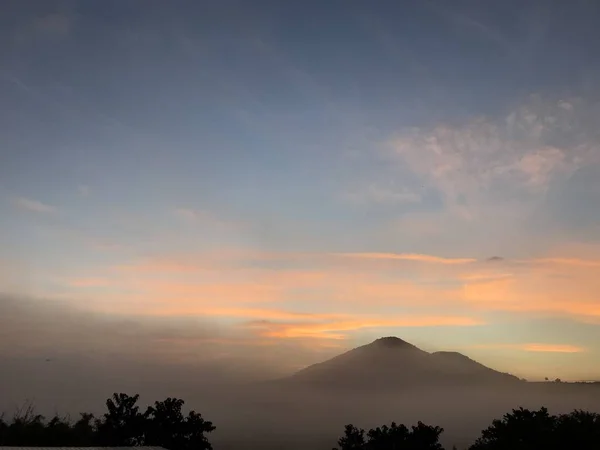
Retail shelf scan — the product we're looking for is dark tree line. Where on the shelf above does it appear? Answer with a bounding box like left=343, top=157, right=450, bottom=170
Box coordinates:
left=2, top=395, right=600, bottom=450
left=334, top=407, right=600, bottom=450
left=0, top=393, right=215, bottom=450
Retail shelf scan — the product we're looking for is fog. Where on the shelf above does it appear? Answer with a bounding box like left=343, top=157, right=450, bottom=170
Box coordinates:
left=2, top=293, right=600, bottom=450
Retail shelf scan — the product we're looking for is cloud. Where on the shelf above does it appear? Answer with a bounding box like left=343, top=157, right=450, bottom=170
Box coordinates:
left=461, top=260, right=600, bottom=320
left=529, top=257, right=600, bottom=268
left=486, top=256, right=504, bottom=262
left=12, top=196, right=56, bottom=213
left=384, top=96, right=598, bottom=215
left=68, top=278, right=110, bottom=288
left=428, top=3, right=513, bottom=55
left=174, top=208, right=242, bottom=230
left=175, top=208, right=205, bottom=220
left=344, top=183, right=421, bottom=205
left=250, top=315, right=483, bottom=340
left=334, top=252, right=476, bottom=265
left=37, top=245, right=600, bottom=343
left=522, top=343, right=585, bottom=353
left=472, top=343, right=585, bottom=353
left=558, top=100, right=573, bottom=111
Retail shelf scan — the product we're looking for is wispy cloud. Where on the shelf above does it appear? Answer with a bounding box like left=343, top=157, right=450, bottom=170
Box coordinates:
left=247, top=315, right=483, bottom=340
left=334, top=252, right=476, bottom=265
left=522, top=343, right=585, bottom=353
left=427, top=2, right=514, bottom=55
left=344, top=183, right=422, bottom=205
left=472, top=343, right=585, bottom=353
left=12, top=196, right=56, bottom=214
left=529, top=257, right=600, bottom=268
left=384, top=96, right=598, bottom=216
left=68, top=277, right=110, bottom=288
left=174, top=207, right=242, bottom=230
left=175, top=208, right=206, bottom=220
left=42, top=245, right=600, bottom=347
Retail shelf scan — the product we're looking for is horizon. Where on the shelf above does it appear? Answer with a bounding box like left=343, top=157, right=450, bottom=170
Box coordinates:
left=2, top=0, right=600, bottom=398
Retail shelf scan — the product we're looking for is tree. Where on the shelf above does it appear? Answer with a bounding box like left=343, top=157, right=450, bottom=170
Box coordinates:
left=71, top=412, right=97, bottom=445
left=334, top=421, right=444, bottom=450
left=553, top=409, right=600, bottom=448
left=144, top=397, right=215, bottom=450
left=334, top=424, right=366, bottom=450
left=4, top=402, right=46, bottom=445
left=0, top=393, right=215, bottom=449
left=44, top=415, right=74, bottom=446
left=409, top=421, right=445, bottom=450
left=469, top=407, right=600, bottom=450
left=367, top=422, right=410, bottom=449
left=96, top=393, right=145, bottom=445
left=469, top=407, right=555, bottom=450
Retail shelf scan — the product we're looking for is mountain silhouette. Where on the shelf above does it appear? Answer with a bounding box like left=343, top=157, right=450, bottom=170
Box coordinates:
left=284, top=336, right=520, bottom=390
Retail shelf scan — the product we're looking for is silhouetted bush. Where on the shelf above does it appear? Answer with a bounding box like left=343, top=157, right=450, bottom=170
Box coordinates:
left=0, top=393, right=215, bottom=450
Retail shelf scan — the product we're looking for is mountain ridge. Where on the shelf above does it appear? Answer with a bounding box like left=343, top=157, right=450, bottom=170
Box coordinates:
left=283, top=336, right=521, bottom=389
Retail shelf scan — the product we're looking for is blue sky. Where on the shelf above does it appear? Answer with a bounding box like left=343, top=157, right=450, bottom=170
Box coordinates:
left=2, top=0, right=600, bottom=380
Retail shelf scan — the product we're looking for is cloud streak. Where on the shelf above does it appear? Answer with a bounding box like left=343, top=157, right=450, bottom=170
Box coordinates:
left=252, top=316, right=484, bottom=340
left=473, top=343, right=585, bottom=353
left=12, top=196, right=56, bottom=213
left=335, top=252, right=476, bottom=265
left=55, top=247, right=600, bottom=328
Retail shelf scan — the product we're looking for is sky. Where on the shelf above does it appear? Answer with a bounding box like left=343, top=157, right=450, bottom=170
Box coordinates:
left=1, top=0, right=600, bottom=382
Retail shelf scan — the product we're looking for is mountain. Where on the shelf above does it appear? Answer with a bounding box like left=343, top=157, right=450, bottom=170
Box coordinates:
left=284, top=336, right=521, bottom=389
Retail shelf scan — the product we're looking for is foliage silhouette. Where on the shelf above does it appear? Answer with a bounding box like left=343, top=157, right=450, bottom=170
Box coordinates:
left=96, top=393, right=145, bottom=445
left=0, top=393, right=215, bottom=449
left=334, top=420, right=444, bottom=450
left=144, top=397, right=215, bottom=450
left=3, top=396, right=600, bottom=449
left=469, top=407, right=600, bottom=450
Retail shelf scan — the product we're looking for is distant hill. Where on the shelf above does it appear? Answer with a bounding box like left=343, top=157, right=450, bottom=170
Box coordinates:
left=282, top=336, right=521, bottom=390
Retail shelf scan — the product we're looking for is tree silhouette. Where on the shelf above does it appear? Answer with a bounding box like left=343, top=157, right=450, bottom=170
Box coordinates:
left=71, top=412, right=97, bottom=445
left=3, top=395, right=600, bottom=450
left=409, top=421, right=445, bottom=449
left=96, top=393, right=145, bottom=445
left=553, top=409, right=600, bottom=449
left=44, top=415, right=74, bottom=446
left=469, top=407, right=600, bottom=450
left=334, top=424, right=366, bottom=450
left=0, top=393, right=215, bottom=448
left=2, top=402, right=46, bottom=445
left=144, top=397, right=215, bottom=450
left=334, top=421, right=444, bottom=450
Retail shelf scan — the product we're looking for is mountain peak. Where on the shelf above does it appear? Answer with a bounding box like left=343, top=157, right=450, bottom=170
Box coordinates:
left=369, top=336, right=417, bottom=349
left=285, top=336, right=521, bottom=389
